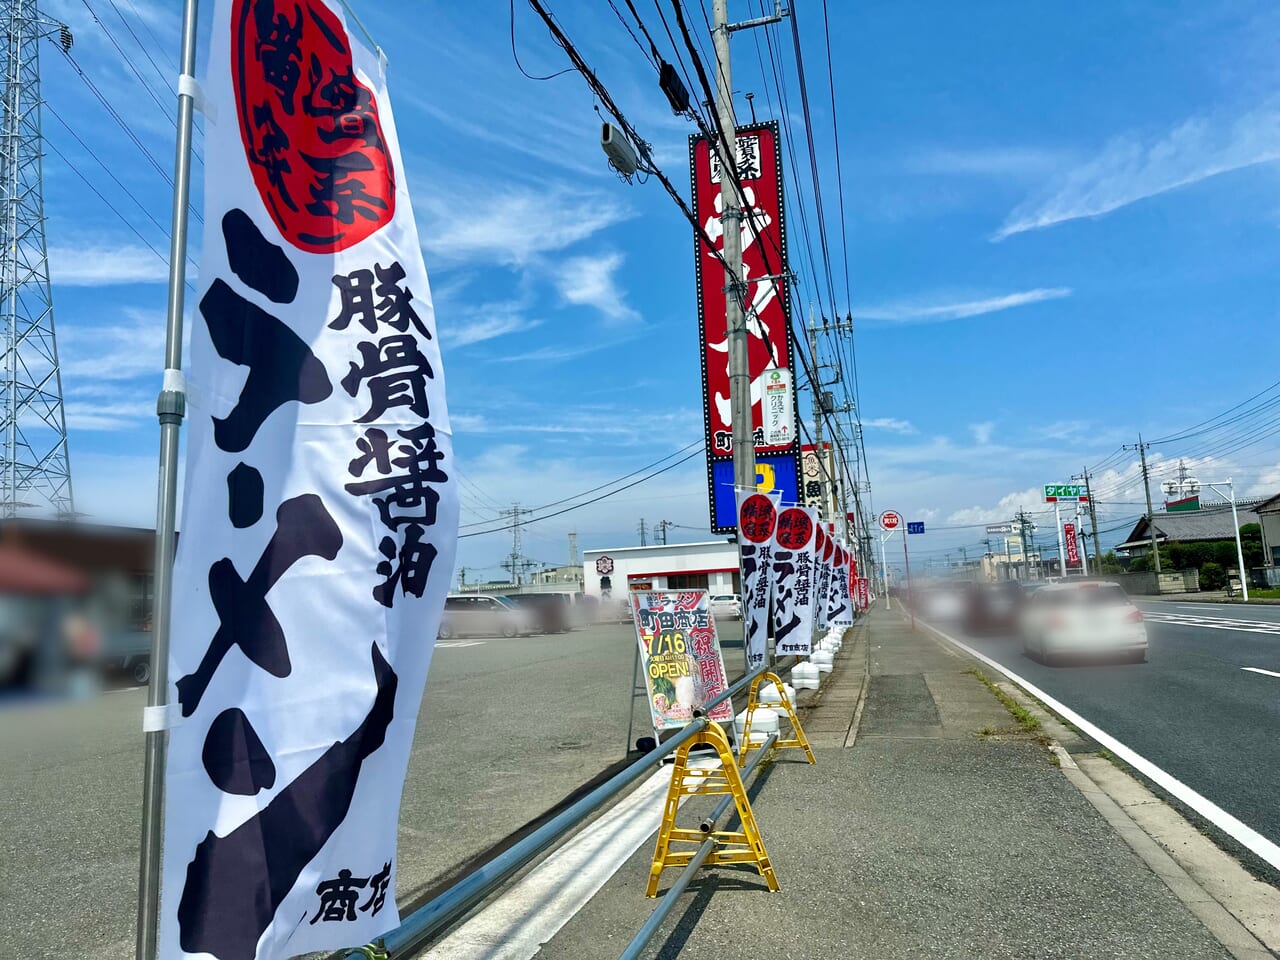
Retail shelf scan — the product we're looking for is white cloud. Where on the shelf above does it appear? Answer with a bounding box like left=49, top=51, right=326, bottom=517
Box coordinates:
left=857, top=287, right=1071, bottom=325
left=969, top=422, right=995, bottom=444
left=59, top=310, right=166, bottom=382
left=65, top=399, right=154, bottom=431
left=553, top=252, right=638, bottom=323
left=863, top=417, right=916, bottom=434
left=995, top=103, right=1280, bottom=240
left=445, top=304, right=542, bottom=347
left=417, top=183, right=632, bottom=267
left=49, top=244, right=169, bottom=286
left=495, top=338, right=636, bottom=363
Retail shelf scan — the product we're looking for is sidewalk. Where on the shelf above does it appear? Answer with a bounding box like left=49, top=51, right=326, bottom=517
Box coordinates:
left=532, top=607, right=1259, bottom=959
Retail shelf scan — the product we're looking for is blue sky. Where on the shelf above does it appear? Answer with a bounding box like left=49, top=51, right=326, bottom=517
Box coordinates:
left=39, top=0, right=1280, bottom=579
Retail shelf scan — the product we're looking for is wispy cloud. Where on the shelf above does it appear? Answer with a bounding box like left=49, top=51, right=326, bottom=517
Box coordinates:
left=995, top=103, right=1280, bottom=240
left=494, top=339, right=633, bottom=363
left=857, top=287, right=1071, bottom=325
left=59, top=310, right=165, bottom=381
left=444, top=302, right=542, bottom=347
left=49, top=244, right=168, bottom=286
left=553, top=252, right=638, bottom=323
left=863, top=417, right=916, bottom=434
left=969, top=422, right=995, bottom=444
left=417, top=183, right=632, bottom=267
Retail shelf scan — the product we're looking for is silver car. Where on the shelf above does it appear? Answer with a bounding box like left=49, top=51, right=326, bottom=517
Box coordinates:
left=438, top=595, right=535, bottom=639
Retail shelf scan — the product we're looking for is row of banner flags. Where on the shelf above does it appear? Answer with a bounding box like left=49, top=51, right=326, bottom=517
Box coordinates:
left=736, top=491, right=871, bottom=667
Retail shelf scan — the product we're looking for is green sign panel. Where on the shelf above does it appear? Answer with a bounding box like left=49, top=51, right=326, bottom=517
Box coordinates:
left=1043, top=483, right=1087, bottom=502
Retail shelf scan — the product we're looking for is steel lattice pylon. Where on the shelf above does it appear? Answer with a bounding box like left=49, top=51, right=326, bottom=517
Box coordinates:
left=0, top=0, right=72, bottom=517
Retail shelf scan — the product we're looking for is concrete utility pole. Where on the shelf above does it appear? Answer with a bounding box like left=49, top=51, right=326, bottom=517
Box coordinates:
left=1128, top=435, right=1162, bottom=572
left=655, top=519, right=673, bottom=545
left=807, top=307, right=824, bottom=516
left=712, top=0, right=754, bottom=501
left=1075, top=467, right=1101, bottom=566
left=1016, top=507, right=1032, bottom=581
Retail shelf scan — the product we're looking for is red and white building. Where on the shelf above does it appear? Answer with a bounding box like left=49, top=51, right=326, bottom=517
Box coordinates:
left=583, top=541, right=741, bottom=599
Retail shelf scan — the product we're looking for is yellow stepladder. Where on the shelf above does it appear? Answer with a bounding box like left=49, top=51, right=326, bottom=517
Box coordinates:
left=645, top=720, right=779, bottom=898
left=736, top=670, right=816, bottom=768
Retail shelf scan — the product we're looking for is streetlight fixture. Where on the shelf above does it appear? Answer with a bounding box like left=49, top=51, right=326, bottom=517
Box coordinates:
left=1197, top=478, right=1249, bottom=602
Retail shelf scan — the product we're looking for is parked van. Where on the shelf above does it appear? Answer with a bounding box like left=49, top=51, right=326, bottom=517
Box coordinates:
left=439, top=594, right=536, bottom=639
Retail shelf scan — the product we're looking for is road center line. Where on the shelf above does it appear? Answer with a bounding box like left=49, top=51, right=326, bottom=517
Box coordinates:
left=1242, top=667, right=1280, bottom=679
left=918, top=620, right=1280, bottom=873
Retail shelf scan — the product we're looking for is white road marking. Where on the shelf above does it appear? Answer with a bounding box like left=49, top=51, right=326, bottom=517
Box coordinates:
left=1242, top=667, right=1280, bottom=679
left=919, top=620, right=1280, bottom=873
left=421, top=757, right=720, bottom=960
left=436, top=640, right=486, bottom=649
left=1141, top=611, right=1280, bottom=636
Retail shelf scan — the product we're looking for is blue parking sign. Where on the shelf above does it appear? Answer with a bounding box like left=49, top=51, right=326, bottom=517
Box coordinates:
left=907, top=521, right=925, bottom=535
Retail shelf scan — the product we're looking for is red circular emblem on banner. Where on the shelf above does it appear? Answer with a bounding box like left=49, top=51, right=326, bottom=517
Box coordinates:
left=232, top=0, right=396, bottom=252
left=738, top=493, right=777, bottom=544
left=775, top=507, right=813, bottom=550
left=823, top=535, right=835, bottom=562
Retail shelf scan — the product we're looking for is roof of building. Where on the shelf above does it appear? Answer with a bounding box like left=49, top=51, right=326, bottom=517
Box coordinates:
left=1254, top=491, right=1280, bottom=515
left=582, top=540, right=732, bottom=556
left=1115, top=501, right=1263, bottom=550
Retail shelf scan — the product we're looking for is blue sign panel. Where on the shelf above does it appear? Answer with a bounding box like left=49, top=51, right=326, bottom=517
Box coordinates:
left=907, top=521, right=926, bottom=535
left=709, top=453, right=801, bottom=533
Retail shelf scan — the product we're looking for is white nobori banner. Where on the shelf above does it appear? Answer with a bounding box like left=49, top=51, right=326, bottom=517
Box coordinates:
left=737, top=489, right=780, bottom=669
left=771, top=505, right=818, bottom=656
left=159, top=3, right=457, bottom=958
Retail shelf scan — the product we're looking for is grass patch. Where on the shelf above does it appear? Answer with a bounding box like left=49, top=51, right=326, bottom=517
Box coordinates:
left=1249, top=588, right=1280, bottom=600
left=965, top=667, right=1043, bottom=735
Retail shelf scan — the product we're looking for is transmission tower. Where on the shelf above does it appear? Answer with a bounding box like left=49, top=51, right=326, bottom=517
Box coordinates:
left=499, top=503, right=532, bottom=585
left=0, top=5, right=73, bottom=517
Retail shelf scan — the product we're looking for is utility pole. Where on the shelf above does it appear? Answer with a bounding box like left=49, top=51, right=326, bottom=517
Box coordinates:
left=655, top=519, right=673, bottom=545
left=807, top=306, right=824, bottom=517
left=1074, top=466, right=1101, bottom=566
left=1016, top=507, right=1032, bottom=581
left=1126, top=435, right=1161, bottom=573
left=638, top=518, right=648, bottom=546
left=711, top=0, right=754, bottom=502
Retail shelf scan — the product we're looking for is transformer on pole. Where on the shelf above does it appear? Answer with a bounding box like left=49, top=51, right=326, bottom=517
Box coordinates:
left=0, top=1, right=73, bottom=517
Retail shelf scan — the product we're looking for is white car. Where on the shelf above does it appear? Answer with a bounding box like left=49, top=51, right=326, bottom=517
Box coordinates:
left=1020, top=581, right=1147, bottom=664
left=710, top=594, right=743, bottom=620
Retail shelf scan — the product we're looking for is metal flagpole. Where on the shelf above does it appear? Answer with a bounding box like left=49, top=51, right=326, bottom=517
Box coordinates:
left=136, top=2, right=200, bottom=957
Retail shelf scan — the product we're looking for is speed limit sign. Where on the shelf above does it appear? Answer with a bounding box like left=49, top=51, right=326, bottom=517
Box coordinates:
left=878, top=510, right=902, bottom=532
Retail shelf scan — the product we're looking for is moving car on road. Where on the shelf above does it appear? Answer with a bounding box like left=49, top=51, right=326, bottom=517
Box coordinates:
left=710, top=594, right=743, bottom=620
left=1020, top=581, right=1147, bottom=665
left=439, top=594, right=537, bottom=639
left=963, top=581, right=1025, bottom=636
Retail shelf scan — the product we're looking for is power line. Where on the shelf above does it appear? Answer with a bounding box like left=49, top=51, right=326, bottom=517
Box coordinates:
left=460, top=445, right=705, bottom=539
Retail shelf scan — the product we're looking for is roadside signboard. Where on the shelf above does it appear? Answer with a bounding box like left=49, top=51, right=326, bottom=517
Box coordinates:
left=691, top=120, right=802, bottom=531
left=907, top=521, right=925, bottom=535
left=855, top=577, right=871, bottom=610
left=1064, top=521, right=1081, bottom=567
left=630, top=590, right=733, bottom=731
left=878, top=510, right=902, bottom=531
left=1043, top=483, right=1089, bottom=503
left=985, top=522, right=1018, bottom=535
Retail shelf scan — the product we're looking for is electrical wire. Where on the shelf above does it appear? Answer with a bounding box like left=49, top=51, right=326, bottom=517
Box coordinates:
left=459, top=445, right=705, bottom=539
left=510, top=0, right=576, bottom=80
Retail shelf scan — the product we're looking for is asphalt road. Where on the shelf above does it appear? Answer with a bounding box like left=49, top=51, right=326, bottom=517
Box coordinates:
left=943, top=598, right=1280, bottom=867
left=0, top=617, right=750, bottom=960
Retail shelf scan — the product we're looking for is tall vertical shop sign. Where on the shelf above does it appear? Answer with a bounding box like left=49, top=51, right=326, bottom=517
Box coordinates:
left=160, top=3, right=458, bottom=959
left=691, top=121, right=802, bottom=534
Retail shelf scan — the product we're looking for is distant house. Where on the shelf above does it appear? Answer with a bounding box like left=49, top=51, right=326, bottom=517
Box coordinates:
left=1255, top=492, right=1280, bottom=567
left=1115, top=499, right=1264, bottom=559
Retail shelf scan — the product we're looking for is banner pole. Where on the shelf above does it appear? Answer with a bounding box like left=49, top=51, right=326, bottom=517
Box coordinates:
left=136, top=2, right=200, bottom=957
